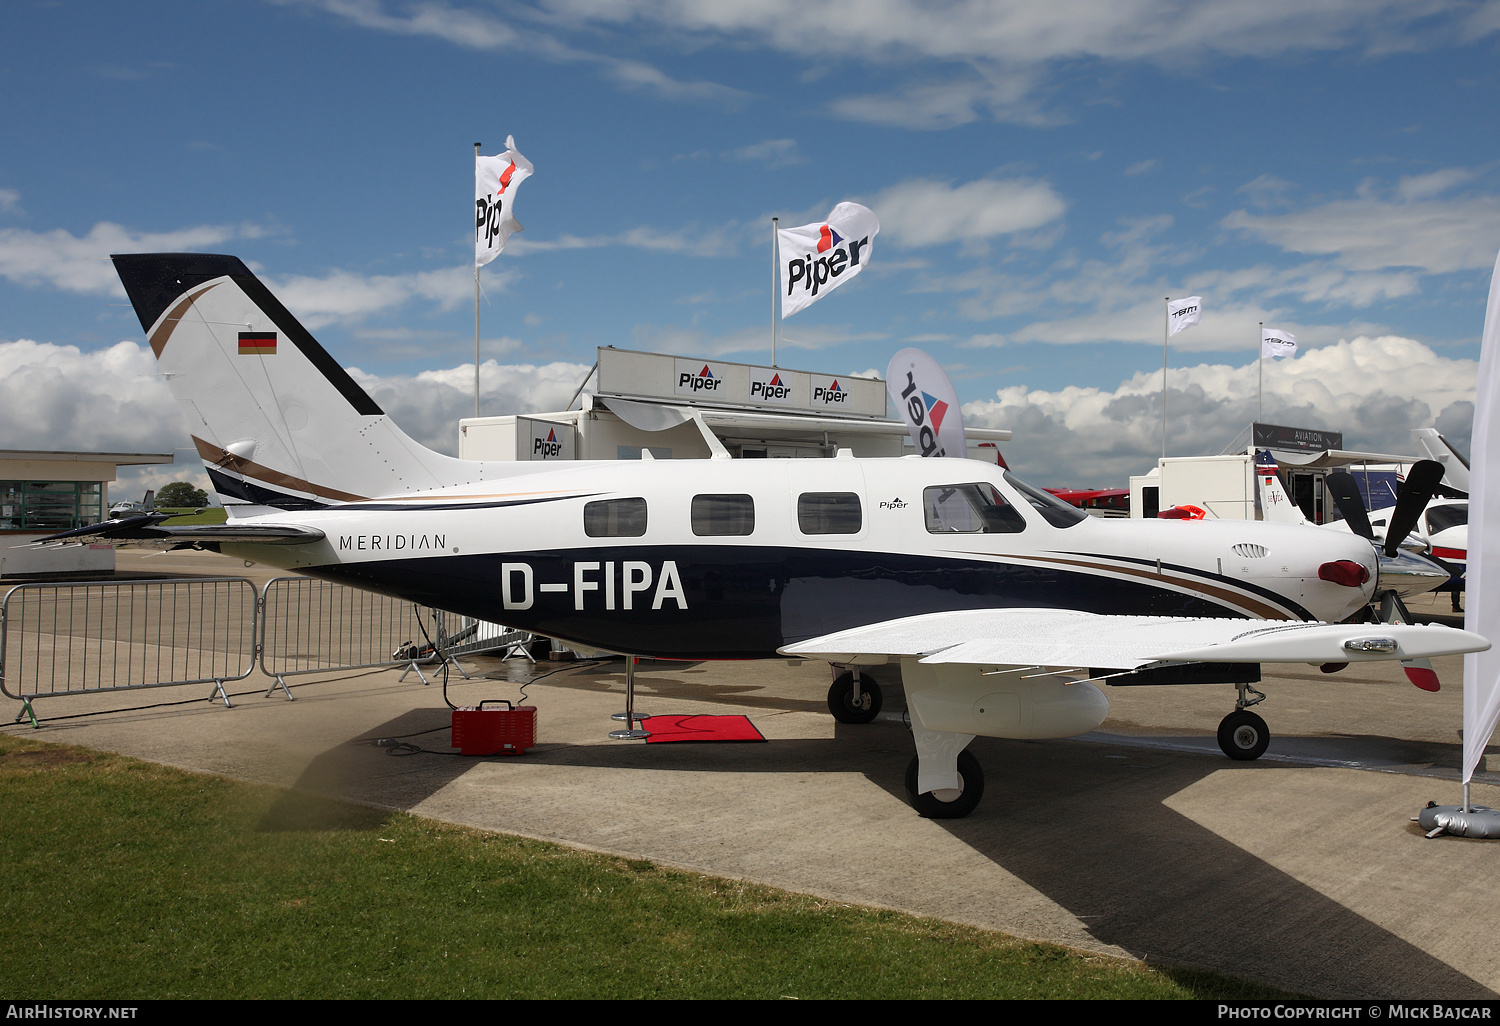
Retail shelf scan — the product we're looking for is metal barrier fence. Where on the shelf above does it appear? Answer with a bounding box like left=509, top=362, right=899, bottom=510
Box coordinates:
left=0, top=578, right=259, bottom=724
left=437, top=613, right=535, bottom=664
left=258, top=576, right=449, bottom=693
left=0, top=574, right=536, bottom=724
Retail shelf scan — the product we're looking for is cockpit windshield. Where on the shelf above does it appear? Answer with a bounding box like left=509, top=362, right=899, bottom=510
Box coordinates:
left=1003, top=472, right=1088, bottom=528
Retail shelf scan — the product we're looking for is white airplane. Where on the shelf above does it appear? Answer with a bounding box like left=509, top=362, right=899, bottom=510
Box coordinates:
left=1253, top=450, right=1454, bottom=608
left=44, top=254, right=1491, bottom=819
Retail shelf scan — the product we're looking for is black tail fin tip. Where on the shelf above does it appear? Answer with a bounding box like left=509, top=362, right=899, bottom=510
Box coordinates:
left=111, top=253, right=383, bottom=418
left=111, top=253, right=255, bottom=335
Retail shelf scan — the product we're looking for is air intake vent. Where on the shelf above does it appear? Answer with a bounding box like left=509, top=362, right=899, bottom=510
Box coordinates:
left=1232, top=543, right=1269, bottom=558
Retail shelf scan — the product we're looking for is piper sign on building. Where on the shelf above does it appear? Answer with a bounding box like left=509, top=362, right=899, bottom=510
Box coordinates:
left=778, top=203, right=880, bottom=318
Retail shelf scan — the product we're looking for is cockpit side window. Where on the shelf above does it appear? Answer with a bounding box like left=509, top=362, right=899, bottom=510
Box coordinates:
left=1004, top=473, right=1087, bottom=528
left=923, top=484, right=1028, bottom=534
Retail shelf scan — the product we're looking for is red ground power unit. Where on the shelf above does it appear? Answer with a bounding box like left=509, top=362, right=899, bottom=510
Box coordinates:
left=452, top=701, right=536, bottom=755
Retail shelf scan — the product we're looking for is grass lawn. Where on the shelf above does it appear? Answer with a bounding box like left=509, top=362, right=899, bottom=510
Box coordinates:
left=0, top=736, right=1286, bottom=1000
left=156, top=507, right=228, bottom=526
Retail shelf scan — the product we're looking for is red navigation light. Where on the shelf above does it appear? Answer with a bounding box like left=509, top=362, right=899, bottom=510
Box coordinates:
left=1318, top=560, right=1370, bottom=588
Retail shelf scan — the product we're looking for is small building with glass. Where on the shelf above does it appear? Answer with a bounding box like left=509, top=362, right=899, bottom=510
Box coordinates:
left=0, top=449, right=174, bottom=577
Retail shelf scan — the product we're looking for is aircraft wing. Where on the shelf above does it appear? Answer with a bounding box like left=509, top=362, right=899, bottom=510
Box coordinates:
left=25, top=515, right=324, bottom=547
left=778, top=608, right=1489, bottom=669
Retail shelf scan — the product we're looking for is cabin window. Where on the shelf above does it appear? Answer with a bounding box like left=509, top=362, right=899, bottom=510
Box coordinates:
left=583, top=497, right=647, bottom=538
left=798, top=492, right=862, bottom=535
left=923, top=484, right=1027, bottom=534
left=1426, top=505, right=1468, bottom=534
left=1004, top=473, right=1087, bottom=528
left=691, top=494, right=755, bottom=536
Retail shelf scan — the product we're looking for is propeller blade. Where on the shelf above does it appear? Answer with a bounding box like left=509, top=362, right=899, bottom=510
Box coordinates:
left=1324, top=471, right=1374, bottom=540
left=1384, top=459, right=1445, bottom=558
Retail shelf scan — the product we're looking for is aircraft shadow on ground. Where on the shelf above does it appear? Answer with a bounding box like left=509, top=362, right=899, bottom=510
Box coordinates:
left=280, top=701, right=1490, bottom=1000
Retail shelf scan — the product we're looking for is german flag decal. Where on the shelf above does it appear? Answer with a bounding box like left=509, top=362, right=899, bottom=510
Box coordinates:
left=238, top=331, right=276, bottom=355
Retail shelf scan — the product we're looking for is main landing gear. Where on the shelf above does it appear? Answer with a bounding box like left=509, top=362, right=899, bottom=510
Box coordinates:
left=903, top=750, right=984, bottom=819
left=1216, top=682, right=1270, bottom=761
left=827, top=669, right=882, bottom=724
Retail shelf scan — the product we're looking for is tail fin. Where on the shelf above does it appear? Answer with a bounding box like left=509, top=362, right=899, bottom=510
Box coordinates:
left=1412, top=427, right=1470, bottom=497
left=1253, top=450, right=1307, bottom=525
left=113, top=254, right=513, bottom=508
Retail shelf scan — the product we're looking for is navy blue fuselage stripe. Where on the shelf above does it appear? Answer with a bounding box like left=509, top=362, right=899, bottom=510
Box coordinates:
left=206, top=466, right=330, bottom=510
left=300, top=545, right=1252, bottom=660
left=1062, top=550, right=1317, bottom=622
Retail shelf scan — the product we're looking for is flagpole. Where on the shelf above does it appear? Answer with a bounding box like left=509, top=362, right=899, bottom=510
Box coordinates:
left=1162, top=297, right=1169, bottom=459
left=474, top=141, right=482, bottom=421
left=1257, top=321, right=1263, bottom=424
left=771, top=217, right=779, bottom=367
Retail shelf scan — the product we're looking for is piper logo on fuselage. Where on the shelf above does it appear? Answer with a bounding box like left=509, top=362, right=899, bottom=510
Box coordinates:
left=501, top=560, right=688, bottom=612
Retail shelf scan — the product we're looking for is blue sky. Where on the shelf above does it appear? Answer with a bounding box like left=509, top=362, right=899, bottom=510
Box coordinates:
left=3, top=0, right=1499, bottom=492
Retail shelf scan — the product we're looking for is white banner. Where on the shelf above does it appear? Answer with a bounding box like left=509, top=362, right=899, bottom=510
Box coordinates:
left=886, top=348, right=965, bottom=458
left=1167, top=296, right=1201, bottom=336
left=475, top=136, right=533, bottom=268
left=1262, top=328, right=1298, bottom=359
left=778, top=202, right=880, bottom=318
left=1464, top=246, right=1500, bottom=786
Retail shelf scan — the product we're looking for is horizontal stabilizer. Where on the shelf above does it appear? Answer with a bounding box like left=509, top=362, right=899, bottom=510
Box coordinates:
left=30, top=514, right=324, bottom=546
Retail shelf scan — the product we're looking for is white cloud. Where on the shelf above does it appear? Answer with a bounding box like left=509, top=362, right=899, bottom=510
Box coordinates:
left=871, top=177, right=1067, bottom=248
left=303, top=0, right=749, bottom=105
left=0, top=189, right=20, bottom=215
left=0, top=336, right=595, bottom=497
left=269, top=264, right=487, bottom=328
left=0, top=222, right=248, bottom=294
left=506, top=222, right=743, bottom=257
left=1223, top=170, right=1500, bottom=273
left=963, top=335, right=1475, bottom=485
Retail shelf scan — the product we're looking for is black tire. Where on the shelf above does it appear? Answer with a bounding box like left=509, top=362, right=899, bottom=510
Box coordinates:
left=904, top=751, right=984, bottom=819
left=1217, top=710, right=1270, bottom=761
left=827, top=671, right=882, bottom=724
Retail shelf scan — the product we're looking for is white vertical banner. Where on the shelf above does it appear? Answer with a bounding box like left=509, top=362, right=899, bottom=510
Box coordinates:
left=887, top=348, right=966, bottom=458
left=1261, top=328, right=1297, bottom=358
left=475, top=135, right=534, bottom=268
left=778, top=202, right=880, bottom=318
left=1167, top=296, right=1202, bottom=336
left=1464, top=247, right=1500, bottom=787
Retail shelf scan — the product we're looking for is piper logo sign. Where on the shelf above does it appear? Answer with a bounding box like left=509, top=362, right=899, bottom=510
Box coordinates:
left=674, top=359, right=729, bottom=397
left=749, top=367, right=795, bottom=405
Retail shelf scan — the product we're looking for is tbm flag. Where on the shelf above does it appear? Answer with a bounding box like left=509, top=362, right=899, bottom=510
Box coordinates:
left=475, top=135, right=534, bottom=268
left=1168, top=296, right=1202, bottom=336
left=778, top=202, right=880, bottom=318
left=886, top=348, right=966, bottom=459
left=1261, top=328, right=1297, bottom=358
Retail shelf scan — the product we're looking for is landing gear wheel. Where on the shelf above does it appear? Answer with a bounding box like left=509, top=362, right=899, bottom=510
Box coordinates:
left=904, top=751, right=984, bottom=819
left=1217, top=710, right=1270, bottom=761
left=827, top=671, right=882, bottom=724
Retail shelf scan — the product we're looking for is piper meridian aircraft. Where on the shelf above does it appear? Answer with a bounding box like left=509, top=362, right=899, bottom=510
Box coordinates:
left=44, top=253, right=1490, bottom=819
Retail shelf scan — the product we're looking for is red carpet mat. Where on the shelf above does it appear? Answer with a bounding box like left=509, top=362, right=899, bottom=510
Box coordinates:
left=643, top=714, right=766, bottom=743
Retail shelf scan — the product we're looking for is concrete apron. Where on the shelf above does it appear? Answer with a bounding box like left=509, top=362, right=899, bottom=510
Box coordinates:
left=3, top=553, right=1496, bottom=999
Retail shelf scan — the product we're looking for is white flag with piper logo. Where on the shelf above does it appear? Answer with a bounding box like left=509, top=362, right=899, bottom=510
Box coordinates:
left=1167, top=296, right=1202, bottom=336
left=886, top=348, right=966, bottom=459
left=778, top=202, right=880, bottom=318
left=475, top=136, right=533, bottom=268
left=1262, top=328, right=1297, bottom=359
